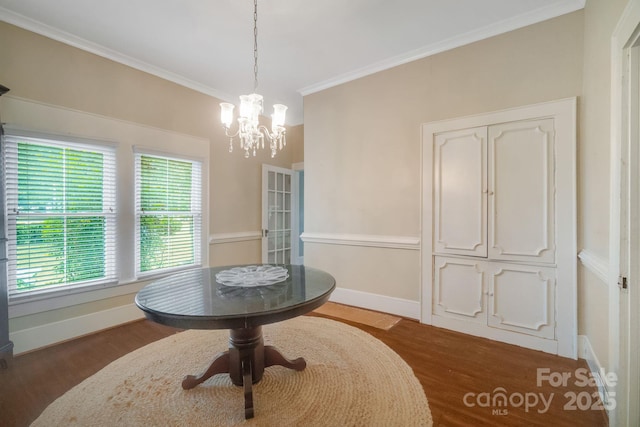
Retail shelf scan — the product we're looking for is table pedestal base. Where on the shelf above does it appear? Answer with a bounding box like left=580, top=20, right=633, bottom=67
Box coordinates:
left=181, top=326, right=306, bottom=419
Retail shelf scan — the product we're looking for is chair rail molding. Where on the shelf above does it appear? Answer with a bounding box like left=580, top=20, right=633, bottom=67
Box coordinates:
left=209, top=231, right=262, bottom=245
left=577, top=249, right=609, bottom=284
left=301, top=232, right=420, bottom=251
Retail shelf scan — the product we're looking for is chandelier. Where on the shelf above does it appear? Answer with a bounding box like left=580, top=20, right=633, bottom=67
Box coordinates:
left=220, top=0, right=287, bottom=158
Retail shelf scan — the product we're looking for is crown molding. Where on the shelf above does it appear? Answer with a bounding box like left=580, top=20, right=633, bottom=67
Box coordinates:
left=0, top=7, right=235, bottom=104
left=298, top=0, right=585, bottom=96
left=1, top=1, right=584, bottom=125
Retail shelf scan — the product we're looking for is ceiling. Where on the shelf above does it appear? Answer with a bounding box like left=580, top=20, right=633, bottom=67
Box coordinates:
left=0, top=0, right=585, bottom=125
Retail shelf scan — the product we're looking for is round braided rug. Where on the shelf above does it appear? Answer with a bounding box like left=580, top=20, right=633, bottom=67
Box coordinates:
left=32, top=316, right=432, bottom=426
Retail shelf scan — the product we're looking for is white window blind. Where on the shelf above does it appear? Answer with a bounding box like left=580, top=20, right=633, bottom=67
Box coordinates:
left=135, top=153, right=202, bottom=276
left=4, top=134, right=117, bottom=297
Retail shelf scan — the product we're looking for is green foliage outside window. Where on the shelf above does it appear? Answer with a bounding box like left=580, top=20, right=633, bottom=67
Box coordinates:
left=138, top=155, right=196, bottom=273
left=10, top=141, right=199, bottom=291
left=14, top=142, right=107, bottom=290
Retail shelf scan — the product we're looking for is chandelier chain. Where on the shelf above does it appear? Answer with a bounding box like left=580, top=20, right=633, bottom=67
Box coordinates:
left=253, top=0, right=258, bottom=92
left=219, top=0, right=287, bottom=158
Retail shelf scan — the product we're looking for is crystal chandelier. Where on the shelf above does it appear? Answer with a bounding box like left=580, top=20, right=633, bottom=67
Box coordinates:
left=220, top=0, right=287, bottom=158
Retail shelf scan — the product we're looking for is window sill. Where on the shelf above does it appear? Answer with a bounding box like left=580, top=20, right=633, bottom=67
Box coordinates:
left=8, top=265, right=204, bottom=319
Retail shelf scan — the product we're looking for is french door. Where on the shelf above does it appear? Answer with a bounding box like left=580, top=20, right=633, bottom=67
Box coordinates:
left=262, top=165, right=293, bottom=265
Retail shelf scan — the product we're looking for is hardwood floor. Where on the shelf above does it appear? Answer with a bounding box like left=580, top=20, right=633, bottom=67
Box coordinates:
left=0, top=315, right=608, bottom=426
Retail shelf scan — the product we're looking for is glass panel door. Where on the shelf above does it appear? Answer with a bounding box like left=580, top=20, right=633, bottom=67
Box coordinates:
left=262, top=165, right=293, bottom=264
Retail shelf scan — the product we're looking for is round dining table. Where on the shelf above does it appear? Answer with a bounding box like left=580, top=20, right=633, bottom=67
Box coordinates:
left=135, top=264, right=336, bottom=419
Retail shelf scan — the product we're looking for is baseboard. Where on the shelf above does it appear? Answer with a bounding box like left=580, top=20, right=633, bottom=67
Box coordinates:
left=9, top=289, right=419, bottom=354
left=578, top=335, right=613, bottom=414
left=10, top=303, right=144, bottom=355
left=329, top=287, right=420, bottom=320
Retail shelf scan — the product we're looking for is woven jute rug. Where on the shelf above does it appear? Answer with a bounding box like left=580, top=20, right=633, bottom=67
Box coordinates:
left=32, top=316, right=432, bottom=426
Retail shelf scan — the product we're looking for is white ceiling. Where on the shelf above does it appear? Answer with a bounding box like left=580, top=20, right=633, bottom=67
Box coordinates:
left=0, top=0, right=585, bottom=125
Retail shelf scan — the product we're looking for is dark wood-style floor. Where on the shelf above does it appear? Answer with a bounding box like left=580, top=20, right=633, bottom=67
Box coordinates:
left=0, top=314, right=608, bottom=427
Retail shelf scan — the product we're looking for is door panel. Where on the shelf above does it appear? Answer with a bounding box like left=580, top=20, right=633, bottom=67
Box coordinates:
left=488, top=119, right=555, bottom=263
left=433, top=256, right=485, bottom=323
left=487, top=262, right=555, bottom=339
left=434, top=127, right=487, bottom=257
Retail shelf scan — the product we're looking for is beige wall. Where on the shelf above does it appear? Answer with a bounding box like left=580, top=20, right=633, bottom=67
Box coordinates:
left=578, top=0, right=630, bottom=370
left=0, top=21, right=301, bottom=346
left=0, top=1, right=629, bottom=364
left=304, top=12, right=584, bottom=302
left=580, top=0, right=627, bottom=255
left=287, top=124, right=304, bottom=164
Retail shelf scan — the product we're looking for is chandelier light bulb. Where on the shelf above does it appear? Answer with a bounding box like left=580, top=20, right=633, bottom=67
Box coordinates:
left=220, top=103, right=234, bottom=128
left=272, top=104, right=287, bottom=129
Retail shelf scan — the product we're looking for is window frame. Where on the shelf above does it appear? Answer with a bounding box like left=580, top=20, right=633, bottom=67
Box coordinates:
left=134, top=149, right=203, bottom=279
left=3, top=130, right=118, bottom=301
left=1, top=98, right=210, bottom=322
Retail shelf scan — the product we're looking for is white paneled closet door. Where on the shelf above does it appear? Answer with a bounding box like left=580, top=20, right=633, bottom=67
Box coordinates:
left=433, top=256, right=556, bottom=340
left=433, top=256, right=485, bottom=324
left=486, top=261, right=556, bottom=340
left=488, top=119, right=555, bottom=264
left=433, top=127, right=487, bottom=257
left=422, top=98, right=577, bottom=358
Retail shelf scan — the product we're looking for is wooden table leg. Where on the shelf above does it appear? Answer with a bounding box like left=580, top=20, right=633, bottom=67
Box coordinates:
left=264, top=345, right=306, bottom=371
left=242, top=358, right=254, bottom=419
left=182, top=326, right=307, bottom=419
left=182, top=350, right=230, bottom=389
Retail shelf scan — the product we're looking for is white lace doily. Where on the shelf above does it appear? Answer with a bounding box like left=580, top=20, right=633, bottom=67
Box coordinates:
left=215, top=265, right=289, bottom=287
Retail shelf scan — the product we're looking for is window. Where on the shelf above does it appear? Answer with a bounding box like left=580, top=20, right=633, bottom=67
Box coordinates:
left=135, top=153, right=202, bottom=276
left=4, top=134, right=116, bottom=297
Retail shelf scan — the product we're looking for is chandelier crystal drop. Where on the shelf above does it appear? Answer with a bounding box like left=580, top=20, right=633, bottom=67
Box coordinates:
left=220, top=0, right=287, bottom=158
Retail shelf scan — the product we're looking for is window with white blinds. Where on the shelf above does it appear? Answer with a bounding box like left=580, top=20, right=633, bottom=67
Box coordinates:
left=4, top=134, right=117, bottom=296
left=135, top=153, right=202, bottom=276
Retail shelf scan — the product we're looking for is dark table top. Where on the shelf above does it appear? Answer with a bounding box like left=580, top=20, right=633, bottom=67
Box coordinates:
left=135, top=264, right=336, bottom=330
